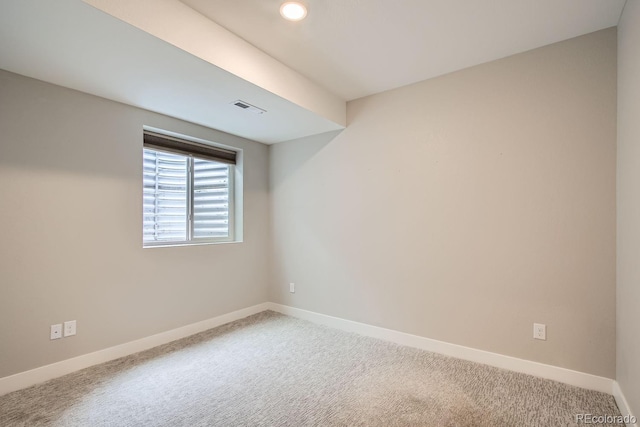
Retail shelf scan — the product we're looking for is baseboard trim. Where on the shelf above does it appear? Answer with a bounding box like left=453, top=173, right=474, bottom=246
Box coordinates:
left=0, top=302, right=618, bottom=399
left=267, top=303, right=614, bottom=394
left=613, top=381, right=638, bottom=426
left=0, top=302, right=270, bottom=397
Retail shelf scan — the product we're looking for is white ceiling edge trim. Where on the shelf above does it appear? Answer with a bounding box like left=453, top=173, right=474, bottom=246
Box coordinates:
left=82, top=0, right=346, bottom=127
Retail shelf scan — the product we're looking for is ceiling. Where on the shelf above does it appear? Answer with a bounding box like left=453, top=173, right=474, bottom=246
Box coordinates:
left=0, top=0, right=627, bottom=144
left=183, top=0, right=626, bottom=100
left=0, top=0, right=344, bottom=144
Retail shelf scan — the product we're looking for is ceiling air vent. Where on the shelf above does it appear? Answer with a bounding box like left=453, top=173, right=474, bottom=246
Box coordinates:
left=232, top=100, right=267, bottom=115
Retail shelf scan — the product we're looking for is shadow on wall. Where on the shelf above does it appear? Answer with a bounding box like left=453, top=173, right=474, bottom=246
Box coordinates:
left=0, top=70, right=263, bottom=185
left=269, top=129, right=343, bottom=189
left=0, top=71, right=145, bottom=179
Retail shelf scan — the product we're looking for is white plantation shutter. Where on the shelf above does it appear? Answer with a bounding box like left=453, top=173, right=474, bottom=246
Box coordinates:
left=143, top=149, right=188, bottom=243
left=143, top=131, right=236, bottom=246
left=193, top=158, right=231, bottom=239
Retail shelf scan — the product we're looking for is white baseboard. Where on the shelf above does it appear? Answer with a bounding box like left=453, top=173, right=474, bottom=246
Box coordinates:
left=267, top=303, right=614, bottom=395
left=613, top=381, right=638, bottom=426
left=0, top=301, right=619, bottom=401
left=0, top=302, right=270, bottom=397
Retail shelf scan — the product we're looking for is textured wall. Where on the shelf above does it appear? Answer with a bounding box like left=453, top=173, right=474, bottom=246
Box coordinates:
left=617, top=0, right=640, bottom=416
left=0, top=70, right=269, bottom=378
left=270, top=29, right=617, bottom=378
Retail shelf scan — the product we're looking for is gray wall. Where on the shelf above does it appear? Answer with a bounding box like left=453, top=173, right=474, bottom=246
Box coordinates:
left=0, top=27, right=621, bottom=384
left=617, top=1, right=640, bottom=416
left=270, top=29, right=617, bottom=378
left=0, top=70, right=269, bottom=378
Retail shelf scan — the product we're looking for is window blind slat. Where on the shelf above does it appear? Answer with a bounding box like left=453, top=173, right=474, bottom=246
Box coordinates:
left=192, top=158, right=229, bottom=239
left=142, top=148, right=188, bottom=243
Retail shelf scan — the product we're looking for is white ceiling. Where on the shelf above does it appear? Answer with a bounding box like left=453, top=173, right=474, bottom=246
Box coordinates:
left=182, top=0, right=626, bottom=101
left=0, top=0, right=344, bottom=144
left=0, top=0, right=627, bottom=145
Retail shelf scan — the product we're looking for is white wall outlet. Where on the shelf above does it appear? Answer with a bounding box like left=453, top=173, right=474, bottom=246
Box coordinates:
left=50, top=324, right=62, bottom=340
left=64, top=320, right=77, bottom=337
left=533, top=323, right=546, bottom=340
left=289, top=282, right=295, bottom=293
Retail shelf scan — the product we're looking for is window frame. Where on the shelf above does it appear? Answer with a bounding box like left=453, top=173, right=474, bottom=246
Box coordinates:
left=142, top=132, right=238, bottom=248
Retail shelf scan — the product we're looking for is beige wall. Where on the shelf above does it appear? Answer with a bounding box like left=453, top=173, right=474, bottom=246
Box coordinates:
left=0, top=70, right=269, bottom=378
left=270, top=29, right=617, bottom=378
left=0, top=26, right=620, bottom=384
left=617, top=1, right=640, bottom=416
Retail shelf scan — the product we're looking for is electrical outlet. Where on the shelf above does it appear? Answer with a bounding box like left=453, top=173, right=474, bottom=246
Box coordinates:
left=289, top=282, right=295, bottom=293
left=533, top=323, right=546, bottom=340
left=64, top=320, right=77, bottom=337
left=50, top=324, right=62, bottom=340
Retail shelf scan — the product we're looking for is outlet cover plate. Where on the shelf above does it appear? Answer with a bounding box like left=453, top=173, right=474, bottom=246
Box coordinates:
left=533, top=323, right=546, bottom=340
left=64, top=320, right=77, bottom=337
left=50, top=324, right=62, bottom=340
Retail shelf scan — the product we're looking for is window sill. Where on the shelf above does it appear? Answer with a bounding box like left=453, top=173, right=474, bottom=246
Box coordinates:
left=143, top=240, right=242, bottom=249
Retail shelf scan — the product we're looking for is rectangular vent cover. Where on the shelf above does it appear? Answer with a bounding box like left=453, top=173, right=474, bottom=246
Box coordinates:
left=232, top=100, right=266, bottom=114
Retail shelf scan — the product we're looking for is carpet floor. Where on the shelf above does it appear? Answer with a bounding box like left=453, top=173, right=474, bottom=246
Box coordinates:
left=0, top=311, right=622, bottom=426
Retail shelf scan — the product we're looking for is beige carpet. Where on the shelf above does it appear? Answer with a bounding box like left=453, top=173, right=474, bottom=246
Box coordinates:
left=0, top=311, right=623, bottom=426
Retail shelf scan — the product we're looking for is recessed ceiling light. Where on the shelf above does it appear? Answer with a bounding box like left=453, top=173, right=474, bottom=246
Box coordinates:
left=280, top=2, right=307, bottom=21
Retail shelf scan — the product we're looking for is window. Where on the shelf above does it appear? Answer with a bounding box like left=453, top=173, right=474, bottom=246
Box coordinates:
left=143, top=131, right=237, bottom=246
